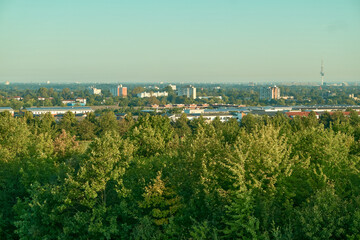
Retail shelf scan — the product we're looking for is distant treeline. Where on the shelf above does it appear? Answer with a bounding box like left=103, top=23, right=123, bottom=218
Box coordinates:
left=1, top=108, right=360, bottom=239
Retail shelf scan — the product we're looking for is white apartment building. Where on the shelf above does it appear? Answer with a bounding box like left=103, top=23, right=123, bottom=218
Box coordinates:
left=137, top=91, right=168, bottom=98
left=90, top=87, right=102, bottom=95
left=178, top=85, right=196, bottom=99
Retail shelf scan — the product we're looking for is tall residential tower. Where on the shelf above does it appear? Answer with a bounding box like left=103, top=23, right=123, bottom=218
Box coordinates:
left=111, top=84, right=127, bottom=97
left=178, top=85, right=196, bottom=99
left=259, top=86, right=280, bottom=101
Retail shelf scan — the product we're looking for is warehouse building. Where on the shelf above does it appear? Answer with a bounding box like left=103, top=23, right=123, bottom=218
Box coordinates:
left=25, top=107, right=94, bottom=116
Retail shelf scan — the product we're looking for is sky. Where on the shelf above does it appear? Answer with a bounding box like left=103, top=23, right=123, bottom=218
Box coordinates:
left=0, top=0, right=359, bottom=83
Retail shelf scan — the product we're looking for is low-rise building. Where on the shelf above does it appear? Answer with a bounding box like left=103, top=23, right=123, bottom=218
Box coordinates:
left=197, top=96, right=222, bottom=100
left=170, top=112, right=235, bottom=123
left=62, top=98, right=86, bottom=106
left=62, top=100, right=75, bottom=105
left=0, top=107, right=14, bottom=116
left=12, top=96, right=23, bottom=101
left=26, top=107, right=94, bottom=116
left=184, top=109, right=204, bottom=114
left=76, top=98, right=87, bottom=104
left=137, top=91, right=168, bottom=98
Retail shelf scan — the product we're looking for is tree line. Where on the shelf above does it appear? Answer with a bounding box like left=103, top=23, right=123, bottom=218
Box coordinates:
left=0, top=110, right=360, bottom=239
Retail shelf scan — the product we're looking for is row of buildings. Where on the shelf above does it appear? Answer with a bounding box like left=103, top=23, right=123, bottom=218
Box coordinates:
left=90, top=84, right=196, bottom=99
left=1, top=105, right=359, bottom=124
left=136, top=85, right=197, bottom=99
left=90, top=85, right=128, bottom=97
left=137, top=91, right=168, bottom=98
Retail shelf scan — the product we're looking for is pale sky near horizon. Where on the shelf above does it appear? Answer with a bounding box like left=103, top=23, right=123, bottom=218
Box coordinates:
left=0, top=0, right=359, bottom=83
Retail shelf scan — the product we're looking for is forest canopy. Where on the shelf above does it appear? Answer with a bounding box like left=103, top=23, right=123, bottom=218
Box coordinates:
left=1, top=110, right=360, bottom=239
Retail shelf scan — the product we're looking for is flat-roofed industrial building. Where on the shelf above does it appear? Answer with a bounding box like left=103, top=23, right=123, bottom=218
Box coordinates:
left=25, top=107, right=94, bottom=116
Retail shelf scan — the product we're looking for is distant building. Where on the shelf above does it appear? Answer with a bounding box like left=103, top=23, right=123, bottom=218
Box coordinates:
left=90, top=87, right=102, bottom=95
left=76, top=98, right=87, bottom=104
left=169, top=84, right=177, bottom=91
left=12, top=96, right=23, bottom=101
left=137, top=91, right=168, bottom=98
left=0, top=107, right=14, bottom=116
left=5, top=81, right=10, bottom=85
left=62, top=100, right=75, bottom=105
left=197, top=96, right=222, bottom=100
left=146, top=85, right=159, bottom=90
left=178, top=85, right=196, bottom=99
left=259, top=86, right=280, bottom=100
left=62, top=98, right=86, bottom=106
left=349, top=94, right=359, bottom=101
left=280, top=96, right=294, bottom=100
left=26, top=107, right=94, bottom=116
left=184, top=109, right=204, bottom=114
left=110, top=84, right=127, bottom=97
left=170, top=112, right=235, bottom=123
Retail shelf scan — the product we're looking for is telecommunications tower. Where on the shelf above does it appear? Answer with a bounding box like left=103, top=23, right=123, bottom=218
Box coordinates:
left=320, top=60, right=325, bottom=85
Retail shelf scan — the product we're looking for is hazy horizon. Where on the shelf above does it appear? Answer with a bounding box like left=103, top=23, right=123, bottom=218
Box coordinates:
left=1, top=0, right=359, bottom=83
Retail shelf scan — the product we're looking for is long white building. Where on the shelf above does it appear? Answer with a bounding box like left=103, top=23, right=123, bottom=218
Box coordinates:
left=137, top=91, right=168, bottom=98
left=25, top=107, right=94, bottom=115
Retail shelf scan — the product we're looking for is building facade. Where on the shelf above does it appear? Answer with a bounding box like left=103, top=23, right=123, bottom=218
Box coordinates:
left=26, top=107, right=94, bottom=116
left=168, top=84, right=176, bottom=90
left=178, top=85, right=196, bottom=99
left=110, top=84, right=127, bottom=97
left=137, top=91, right=168, bottom=98
left=260, top=86, right=280, bottom=100
left=90, top=87, right=102, bottom=95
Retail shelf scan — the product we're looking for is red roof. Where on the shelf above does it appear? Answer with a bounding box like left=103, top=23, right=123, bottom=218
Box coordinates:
left=286, top=112, right=318, bottom=118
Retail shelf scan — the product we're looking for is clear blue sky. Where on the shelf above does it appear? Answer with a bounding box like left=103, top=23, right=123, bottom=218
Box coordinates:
left=0, top=0, right=359, bottom=83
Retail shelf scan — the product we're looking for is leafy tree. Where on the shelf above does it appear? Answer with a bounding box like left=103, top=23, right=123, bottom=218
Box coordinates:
left=58, top=111, right=77, bottom=135
left=77, top=118, right=96, bottom=140
left=139, top=171, right=181, bottom=227
left=38, top=112, right=57, bottom=136
left=97, top=111, right=119, bottom=135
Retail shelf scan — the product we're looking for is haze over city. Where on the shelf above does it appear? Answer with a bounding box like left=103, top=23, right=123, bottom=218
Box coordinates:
left=0, top=0, right=359, bottom=83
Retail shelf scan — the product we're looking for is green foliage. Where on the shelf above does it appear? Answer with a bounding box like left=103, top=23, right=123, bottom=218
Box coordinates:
left=139, top=171, right=181, bottom=226
left=1, top=112, right=360, bottom=239
left=223, top=191, right=260, bottom=240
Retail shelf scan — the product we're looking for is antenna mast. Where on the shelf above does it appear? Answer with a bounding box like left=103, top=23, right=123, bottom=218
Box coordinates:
left=320, top=59, right=324, bottom=85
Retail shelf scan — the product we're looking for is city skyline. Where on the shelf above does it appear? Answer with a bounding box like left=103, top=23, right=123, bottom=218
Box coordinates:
left=0, top=0, right=359, bottom=83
